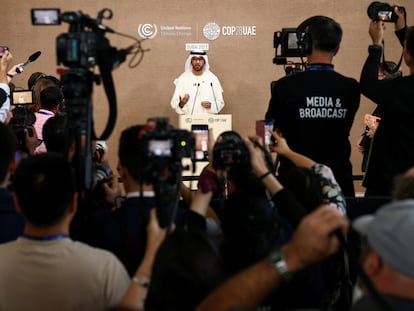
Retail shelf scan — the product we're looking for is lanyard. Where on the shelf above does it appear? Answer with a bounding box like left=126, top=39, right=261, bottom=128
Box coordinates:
left=305, top=64, right=334, bottom=72
left=37, top=110, right=54, bottom=116
left=21, top=234, right=68, bottom=241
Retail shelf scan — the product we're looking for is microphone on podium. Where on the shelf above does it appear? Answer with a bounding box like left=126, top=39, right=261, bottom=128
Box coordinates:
left=210, top=82, right=220, bottom=113
left=190, top=83, right=200, bottom=115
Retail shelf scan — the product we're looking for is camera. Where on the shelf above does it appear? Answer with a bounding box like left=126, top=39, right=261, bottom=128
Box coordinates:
left=140, top=118, right=194, bottom=228
left=32, top=8, right=115, bottom=68
left=367, top=2, right=406, bottom=23
left=8, top=106, right=36, bottom=152
left=272, top=28, right=305, bottom=76
left=212, top=131, right=250, bottom=170
left=141, top=118, right=194, bottom=183
left=273, top=28, right=301, bottom=65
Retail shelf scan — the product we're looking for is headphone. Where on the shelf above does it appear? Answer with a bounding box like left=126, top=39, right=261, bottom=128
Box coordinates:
left=296, top=16, right=336, bottom=56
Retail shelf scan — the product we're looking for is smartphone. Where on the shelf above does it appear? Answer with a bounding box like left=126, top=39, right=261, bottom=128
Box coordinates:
left=256, top=120, right=274, bottom=146
left=31, top=8, right=61, bottom=25
left=0, top=46, right=9, bottom=58
left=12, top=90, right=35, bottom=105
left=191, top=124, right=209, bottom=161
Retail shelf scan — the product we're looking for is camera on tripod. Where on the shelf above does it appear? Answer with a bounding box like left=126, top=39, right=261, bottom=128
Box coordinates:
left=31, top=7, right=133, bottom=192
left=31, top=8, right=115, bottom=69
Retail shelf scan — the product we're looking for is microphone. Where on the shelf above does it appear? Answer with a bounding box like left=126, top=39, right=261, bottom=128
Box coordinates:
left=190, top=83, right=200, bottom=115
left=210, top=82, right=220, bottom=113
left=16, top=51, right=42, bottom=74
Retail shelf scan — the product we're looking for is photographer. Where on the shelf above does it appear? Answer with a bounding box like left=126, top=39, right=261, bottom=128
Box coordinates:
left=8, top=106, right=40, bottom=157
left=360, top=5, right=414, bottom=197
left=265, top=16, right=360, bottom=198
left=195, top=136, right=350, bottom=311
left=86, top=122, right=188, bottom=276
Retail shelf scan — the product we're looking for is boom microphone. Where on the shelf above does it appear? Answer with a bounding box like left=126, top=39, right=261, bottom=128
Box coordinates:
left=16, top=51, right=42, bottom=74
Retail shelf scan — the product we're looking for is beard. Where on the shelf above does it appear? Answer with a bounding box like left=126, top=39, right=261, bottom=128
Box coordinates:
left=192, top=64, right=204, bottom=72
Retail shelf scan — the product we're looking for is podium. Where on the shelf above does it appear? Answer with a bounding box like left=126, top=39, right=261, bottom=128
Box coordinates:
left=178, top=114, right=232, bottom=189
left=178, top=114, right=232, bottom=140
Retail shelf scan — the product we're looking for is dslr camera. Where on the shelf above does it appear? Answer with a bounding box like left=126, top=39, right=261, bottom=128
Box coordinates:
left=212, top=131, right=250, bottom=170
left=8, top=107, right=36, bottom=152
left=367, top=2, right=406, bottom=23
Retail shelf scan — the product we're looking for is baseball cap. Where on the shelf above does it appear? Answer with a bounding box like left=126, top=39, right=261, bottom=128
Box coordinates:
left=353, top=199, right=414, bottom=278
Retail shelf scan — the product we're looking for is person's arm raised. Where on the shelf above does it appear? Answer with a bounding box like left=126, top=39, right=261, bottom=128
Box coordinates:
left=196, top=204, right=349, bottom=311
left=118, top=209, right=169, bottom=310
left=269, top=130, right=315, bottom=170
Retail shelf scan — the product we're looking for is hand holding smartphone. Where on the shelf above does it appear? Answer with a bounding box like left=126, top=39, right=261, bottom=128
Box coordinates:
left=191, top=124, right=209, bottom=161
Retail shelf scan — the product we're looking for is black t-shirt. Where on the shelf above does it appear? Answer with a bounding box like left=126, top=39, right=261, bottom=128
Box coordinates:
left=86, top=196, right=187, bottom=276
left=266, top=67, right=360, bottom=196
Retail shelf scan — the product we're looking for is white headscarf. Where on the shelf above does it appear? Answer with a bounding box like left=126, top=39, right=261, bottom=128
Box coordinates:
left=184, top=50, right=210, bottom=73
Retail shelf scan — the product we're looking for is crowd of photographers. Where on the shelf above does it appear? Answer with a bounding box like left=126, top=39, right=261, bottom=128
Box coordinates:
left=2, top=2, right=414, bottom=311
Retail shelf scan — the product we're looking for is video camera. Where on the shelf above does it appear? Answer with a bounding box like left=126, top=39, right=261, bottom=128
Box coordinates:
left=272, top=28, right=305, bottom=76
left=31, top=7, right=134, bottom=193
left=367, top=2, right=406, bottom=23
left=31, top=8, right=116, bottom=69
left=141, top=118, right=194, bottom=184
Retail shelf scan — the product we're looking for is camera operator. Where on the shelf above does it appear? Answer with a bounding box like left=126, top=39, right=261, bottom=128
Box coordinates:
left=360, top=5, right=414, bottom=197
left=85, top=122, right=189, bottom=276
left=8, top=106, right=39, bottom=158
left=0, top=49, right=13, bottom=123
left=265, top=16, right=360, bottom=198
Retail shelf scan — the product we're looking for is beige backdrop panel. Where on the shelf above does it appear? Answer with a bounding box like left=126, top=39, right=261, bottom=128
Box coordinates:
left=2, top=0, right=413, bottom=192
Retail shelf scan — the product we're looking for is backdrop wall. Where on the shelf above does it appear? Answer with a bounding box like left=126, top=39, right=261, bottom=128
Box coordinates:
left=2, top=0, right=412, bottom=192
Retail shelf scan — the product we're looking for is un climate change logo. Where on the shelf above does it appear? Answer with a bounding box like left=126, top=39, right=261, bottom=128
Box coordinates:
left=203, top=22, right=221, bottom=41
left=138, top=23, right=158, bottom=39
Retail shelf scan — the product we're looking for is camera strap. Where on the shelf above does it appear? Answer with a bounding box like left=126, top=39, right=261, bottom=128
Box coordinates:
left=381, top=41, right=404, bottom=75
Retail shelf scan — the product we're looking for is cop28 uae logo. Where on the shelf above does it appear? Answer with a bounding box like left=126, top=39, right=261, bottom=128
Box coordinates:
left=138, top=24, right=158, bottom=39
left=203, top=22, right=221, bottom=41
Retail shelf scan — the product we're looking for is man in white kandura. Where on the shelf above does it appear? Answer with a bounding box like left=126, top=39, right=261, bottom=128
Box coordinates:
left=170, top=50, right=225, bottom=115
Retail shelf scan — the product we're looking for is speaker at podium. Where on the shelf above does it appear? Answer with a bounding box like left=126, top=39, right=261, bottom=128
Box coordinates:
left=178, top=114, right=232, bottom=189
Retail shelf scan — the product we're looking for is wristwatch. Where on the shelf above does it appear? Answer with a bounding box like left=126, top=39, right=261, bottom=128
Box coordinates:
left=268, top=250, right=293, bottom=282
